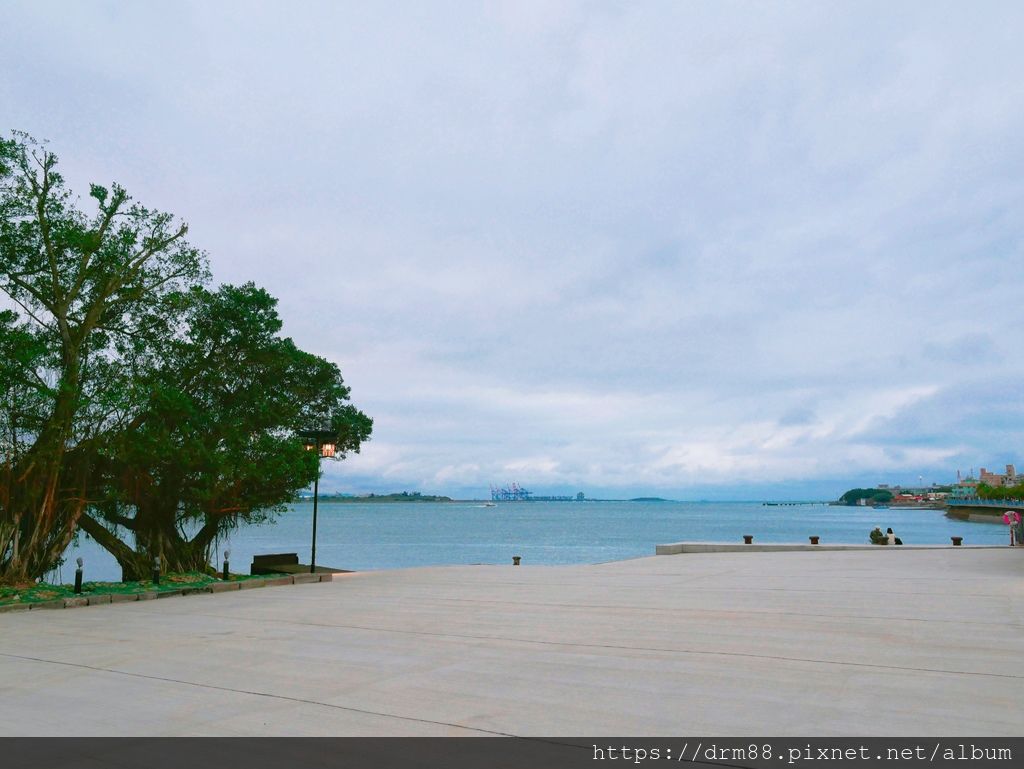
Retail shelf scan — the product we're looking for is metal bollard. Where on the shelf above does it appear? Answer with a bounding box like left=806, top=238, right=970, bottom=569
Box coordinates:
left=222, top=549, right=230, bottom=581
left=743, top=535, right=753, bottom=544
left=152, top=557, right=161, bottom=585
left=951, top=536, right=963, bottom=546
left=74, top=557, right=84, bottom=594
left=512, top=556, right=521, bottom=566
left=809, top=536, right=820, bottom=545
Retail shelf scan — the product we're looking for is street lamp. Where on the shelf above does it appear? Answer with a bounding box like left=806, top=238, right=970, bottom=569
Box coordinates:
left=299, top=428, right=338, bottom=573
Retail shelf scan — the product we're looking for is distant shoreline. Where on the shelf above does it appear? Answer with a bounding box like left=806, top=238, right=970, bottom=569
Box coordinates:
left=300, top=496, right=785, bottom=504
left=305, top=498, right=450, bottom=503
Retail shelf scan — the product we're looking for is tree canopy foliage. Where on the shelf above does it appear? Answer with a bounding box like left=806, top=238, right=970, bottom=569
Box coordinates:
left=976, top=482, right=1024, bottom=501
left=838, top=488, right=894, bottom=505
left=1, top=132, right=371, bottom=583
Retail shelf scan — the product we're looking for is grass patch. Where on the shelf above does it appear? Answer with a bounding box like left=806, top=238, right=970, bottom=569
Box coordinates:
left=0, top=571, right=275, bottom=606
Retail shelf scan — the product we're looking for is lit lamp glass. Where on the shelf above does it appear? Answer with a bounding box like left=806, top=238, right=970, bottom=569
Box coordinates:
left=320, top=442, right=336, bottom=458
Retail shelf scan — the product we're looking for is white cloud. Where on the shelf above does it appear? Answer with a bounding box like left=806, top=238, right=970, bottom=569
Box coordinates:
left=4, top=1, right=1023, bottom=497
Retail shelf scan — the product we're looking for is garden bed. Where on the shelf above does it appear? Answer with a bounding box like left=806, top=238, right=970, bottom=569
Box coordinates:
left=0, top=571, right=323, bottom=612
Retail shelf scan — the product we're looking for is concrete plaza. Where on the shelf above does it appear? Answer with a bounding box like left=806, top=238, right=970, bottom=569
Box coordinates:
left=1, top=548, right=1022, bottom=736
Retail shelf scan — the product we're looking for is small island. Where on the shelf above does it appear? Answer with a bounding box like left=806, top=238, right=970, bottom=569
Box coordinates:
left=836, top=488, right=894, bottom=506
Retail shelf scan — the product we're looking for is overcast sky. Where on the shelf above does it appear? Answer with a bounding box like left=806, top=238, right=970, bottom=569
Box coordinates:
left=4, top=1, right=1023, bottom=499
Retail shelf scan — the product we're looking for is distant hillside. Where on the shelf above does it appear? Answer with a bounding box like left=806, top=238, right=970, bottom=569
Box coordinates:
left=837, top=488, right=894, bottom=506
left=630, top=497, right=671, bottom=502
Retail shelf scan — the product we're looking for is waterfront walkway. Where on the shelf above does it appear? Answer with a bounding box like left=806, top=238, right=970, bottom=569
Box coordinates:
left=1, top=548, right=1022, bottom=735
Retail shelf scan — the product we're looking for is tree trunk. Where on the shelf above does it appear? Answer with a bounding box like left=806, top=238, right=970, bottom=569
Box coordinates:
left=80, top=509, right=217, bottom=581
left=0, top=363, right=85, bottom=585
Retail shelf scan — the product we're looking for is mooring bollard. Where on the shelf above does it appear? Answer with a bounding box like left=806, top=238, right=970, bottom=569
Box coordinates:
left=951, top=536, right=963, bottom=546
left=743, top=535, right=753, bottom=544
left=74, top=557, right=84, bottom=594
left=809, top=536, right=820, bottom=545
left=512, top=556, right=521, bottom=566
left=222, top=549, right=230, bottom=581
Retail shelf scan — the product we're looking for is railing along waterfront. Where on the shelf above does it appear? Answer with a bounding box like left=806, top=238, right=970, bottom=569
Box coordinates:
left=946, top=497, right=1024, bottom=508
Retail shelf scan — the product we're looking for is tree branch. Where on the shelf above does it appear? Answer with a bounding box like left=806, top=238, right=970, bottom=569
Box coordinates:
left=33, top=158, right=65, bottom=311
left=3, top=290, right=55, bottom=331
left=65, top=188, right=128, bottom=306
left=77, top=512, right=137, bottom=566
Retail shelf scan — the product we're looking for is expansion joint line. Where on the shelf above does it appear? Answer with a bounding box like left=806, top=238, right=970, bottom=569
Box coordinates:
left=0, top=651, right=513, bottom=737
left=430, top=596, right=1024, bottom=629
left=176, top=612, right=1024, bottom=681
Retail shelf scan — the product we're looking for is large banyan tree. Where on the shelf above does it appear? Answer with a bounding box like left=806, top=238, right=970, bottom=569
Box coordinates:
left=80, top=283, right=372, bottom=580
left=0, top=132, right=371, bottom=584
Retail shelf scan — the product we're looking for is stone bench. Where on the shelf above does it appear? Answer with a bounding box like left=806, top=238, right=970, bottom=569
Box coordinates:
left=250, top=552, right=299, bottom=575
left=250, top=553, right=351, bottom=576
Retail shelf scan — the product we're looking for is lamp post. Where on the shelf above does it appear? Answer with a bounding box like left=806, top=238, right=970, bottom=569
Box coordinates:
left=299, top=429, right=337, bottom=573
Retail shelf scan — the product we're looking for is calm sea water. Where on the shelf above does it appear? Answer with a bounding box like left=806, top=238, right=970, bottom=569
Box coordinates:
left=55, top=500, right=1010, bottom=584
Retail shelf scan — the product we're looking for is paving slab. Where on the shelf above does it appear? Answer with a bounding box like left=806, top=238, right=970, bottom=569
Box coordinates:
left=1, top=549, right=1022, bottom=736
left=29, top=600, right=64, bottom=610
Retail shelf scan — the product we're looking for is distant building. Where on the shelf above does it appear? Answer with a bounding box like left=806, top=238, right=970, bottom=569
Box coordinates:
left=950, top=473, right=979, bottom=500
left=979, top=464, right=1019, bottom=488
